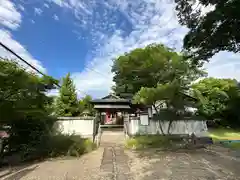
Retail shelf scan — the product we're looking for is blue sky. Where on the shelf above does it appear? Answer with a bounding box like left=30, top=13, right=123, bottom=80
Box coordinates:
left=1, top=0, right=240, bottom=98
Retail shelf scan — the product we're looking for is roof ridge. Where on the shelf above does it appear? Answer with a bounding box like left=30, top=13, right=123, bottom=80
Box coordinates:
left=110, top=93, right=121, bottom=99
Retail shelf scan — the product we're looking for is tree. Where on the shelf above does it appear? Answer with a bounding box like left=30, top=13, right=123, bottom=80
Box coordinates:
left=79, top=95, right=95, bottom=116
left=133, top=77, right=200, bottom=134
left=112, top=43, right=204, bottom=98
left=192, top=77, right=240, bottom=127
left=0, top=59, right=58, bottom=159
left=175, top=0, right=240, bottom=62
left=0, top=59, right=57, bottom=121
left=133, top=82, right=185, bottom=134
left=224, top=86, right=240, bottom=128
left=112, top=44, right=205, bottom=134
left=55, top=73, right=79, bottom=117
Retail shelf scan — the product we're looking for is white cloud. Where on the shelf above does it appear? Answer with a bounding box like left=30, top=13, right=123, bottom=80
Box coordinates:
left=64, top=0, right=187, bottom=98
left=191, top=0, right=215, bottom=16
left=44, top=3, right=50, bottom=8
left=53, top=14, right=59, bottom=21
left=0, top=0, right=22, bottom=30
left=205, top=52, right=240, bottom=81
left=34, top=7, right=43, bottom=15
left=0, top=29, right=46, bottom=73
left=18, top=4, right=25, bottom=11
left=50, top=0, right=240, bottom=98
left=46, top=89, right=59, bottom=97
left=72, top=61, right=114, bottom=98
left=50, top=0, right=62, bottom=6
left=0, top=1, right=45, bottom=74
left=49, top=0, right=70, bottom=8
left=30, top=19, right=35, bottom=24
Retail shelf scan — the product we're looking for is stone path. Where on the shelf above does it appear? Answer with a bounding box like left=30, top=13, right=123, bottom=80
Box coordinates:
left=1, top=131, right=240, bottom=180
left=99, top=146, right=131, bottom=180
left=98, top=130, right=131, bottom=180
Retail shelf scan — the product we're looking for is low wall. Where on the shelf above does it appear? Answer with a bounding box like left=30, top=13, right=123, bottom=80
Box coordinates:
left=56, top=117, right=95, bottom=138
left=128, top=118, right=208, bottom=137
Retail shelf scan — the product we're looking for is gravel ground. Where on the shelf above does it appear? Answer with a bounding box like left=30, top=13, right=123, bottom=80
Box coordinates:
left=126, top=146, right=240, bottom=180
left=1, top=148, right=103, bottom=180
left=1, top=131, right=240, bottom=180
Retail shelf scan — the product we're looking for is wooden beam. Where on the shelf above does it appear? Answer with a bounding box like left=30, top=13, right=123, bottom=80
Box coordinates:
left=94, top=104, right=131, bottom=109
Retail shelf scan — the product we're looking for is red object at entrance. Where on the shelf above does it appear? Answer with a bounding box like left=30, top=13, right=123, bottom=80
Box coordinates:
left=105, top=111, right=112, bottom=124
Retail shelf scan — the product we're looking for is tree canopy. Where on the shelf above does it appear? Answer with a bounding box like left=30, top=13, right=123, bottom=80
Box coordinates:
left=175, top=0, right=240, bottom=62
left=112, top=44, right=205, bottom=134
left=79, top=95, right=95, bottom=116
left=133, top=81, right=189, bottom=113
left=192, top=77, right=240, bottom=127
left=112, top=44, right=204, bottom=99
left=0, top=59, right=96, bottom=162
left=0, top=59, right=57, bottom=122
left=55, top=73, right=79, bottom=117
left=0, top=58, right=58, bottom=156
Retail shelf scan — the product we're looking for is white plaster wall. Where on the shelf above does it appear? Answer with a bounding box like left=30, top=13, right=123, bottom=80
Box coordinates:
left=56, top=117, right=95, bottom=136
left=129, top=119, right=208, bottom=137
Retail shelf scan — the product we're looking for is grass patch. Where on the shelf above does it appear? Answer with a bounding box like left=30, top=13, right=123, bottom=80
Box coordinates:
left=125, top=135, right=184, bottom=150
left=228, top=142, right=240, bottom=150
left=208, top=128, right=240, bottom=150
left=208, top=128, right=240, bottom=141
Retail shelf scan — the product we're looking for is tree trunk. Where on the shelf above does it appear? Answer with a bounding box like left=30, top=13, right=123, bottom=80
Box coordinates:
left=153, top=104, right=165, bottom=135
left=167, top=109, right=177, bottom=135
left=167, top=120, right=173, bottom=134
left=158, top=120, right=165, bottom=135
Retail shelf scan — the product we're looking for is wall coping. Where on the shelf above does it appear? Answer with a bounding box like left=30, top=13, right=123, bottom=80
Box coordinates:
left=57, top=116, right=95, bottom=120
left=130, top=119, right=207, bottom=121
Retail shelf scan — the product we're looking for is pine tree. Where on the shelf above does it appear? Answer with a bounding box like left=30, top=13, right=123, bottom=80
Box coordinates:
left=55, top=73, right=79, bottom=116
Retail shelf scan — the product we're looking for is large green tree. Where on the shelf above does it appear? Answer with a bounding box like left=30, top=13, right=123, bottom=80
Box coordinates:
left=133, top=81, right=189, bottom=134
left=192, top=77, right=240, bottom=127
left=112, top=44, right=205, bottom=134
left=55, top=73, right=79, bottom=117
left=0, top=59, right=57, bottom=121
left=112, top=44, right=204, bottom=99
left=175, top=0, right=240, bottom=62
left=0, top=59, right=58, bottom=157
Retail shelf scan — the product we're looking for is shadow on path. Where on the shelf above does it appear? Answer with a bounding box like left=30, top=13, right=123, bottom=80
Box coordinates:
left=2, top=165, right=38, bottom=180
left=0, top=162, right=39, bottom=180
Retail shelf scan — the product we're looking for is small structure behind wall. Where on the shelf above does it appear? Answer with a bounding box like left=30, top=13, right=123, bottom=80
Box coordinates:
left=91, top=94, right=132, bottom=130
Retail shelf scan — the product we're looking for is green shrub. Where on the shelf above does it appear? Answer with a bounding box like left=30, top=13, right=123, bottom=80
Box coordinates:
left=48, top=134, right=96, bottom=157
left=83, top=138, right=97, bottom=153
left=125, top=138, right=139, bottom=149
left=48, top=134, right=83, bottom=157
left=19, top=134, right=96, bottom=161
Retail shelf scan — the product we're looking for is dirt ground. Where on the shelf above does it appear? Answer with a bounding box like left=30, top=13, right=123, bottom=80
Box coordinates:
left=127, top=146, right=240, bottom=180
left=0, top=131, right=240, bottom=180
